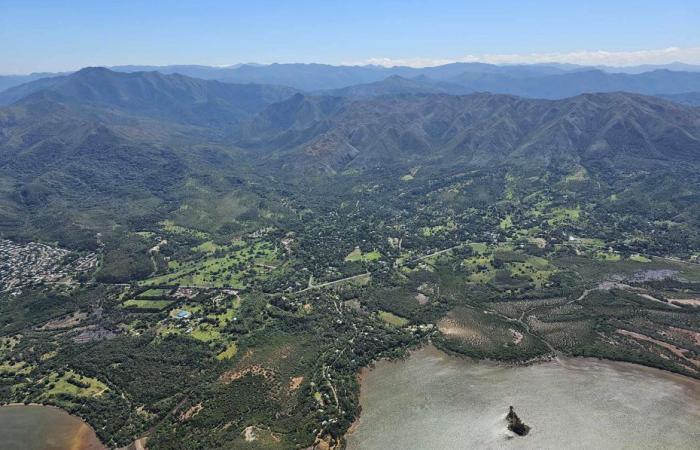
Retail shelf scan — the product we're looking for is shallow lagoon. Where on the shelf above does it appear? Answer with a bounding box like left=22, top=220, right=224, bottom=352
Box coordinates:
left=347, top=346, right=700, bottom=450
left=0, top=405, right=105, bottom=450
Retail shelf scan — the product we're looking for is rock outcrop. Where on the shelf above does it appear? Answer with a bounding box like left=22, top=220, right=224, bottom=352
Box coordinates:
left=506, top=406, right=530, bottom=436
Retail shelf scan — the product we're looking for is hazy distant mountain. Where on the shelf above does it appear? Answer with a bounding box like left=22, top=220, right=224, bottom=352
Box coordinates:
left=658, top=92, right=700, bottom=106
left=155, top=62, right=700, bottom=95
left=0, top=67, right=297, bottom=126
left=184, top=64, right=700, bottom=97
left=110, top=64, right=245, bottom=79
left=0, top=72, right=69, bottom=93
left=319, top=75, right=468, bottom=98
left=442, top=69, right=700, bottom=98
left=4, top=63, right=700, bottom=98
left=206, top=62, right=574, bottom=90
left=596, top=62, right=700, bottom=74
left=497, top=62, right=700, bottom=74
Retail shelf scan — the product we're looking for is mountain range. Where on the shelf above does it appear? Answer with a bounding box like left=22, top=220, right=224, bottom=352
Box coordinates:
left=1, top=67, right=699, bottom=245
left=245, top=91, right=700, bottom=173
left=0, top=67, right=297, bottom=125
left=3, top=62, right=700, bottom=97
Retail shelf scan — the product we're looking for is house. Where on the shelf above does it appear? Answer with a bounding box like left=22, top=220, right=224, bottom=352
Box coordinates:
left=176, top=310, right=192, bottom=319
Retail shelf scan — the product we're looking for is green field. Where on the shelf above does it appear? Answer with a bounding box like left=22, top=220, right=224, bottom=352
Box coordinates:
left=41, top=370, right=109, bottom=398
left=378, top=310, right=409, bottom=327
left=142, top=241, right=278, bottom=288
left=139, top=288, right=172, bottom=298
left=345, top=247, right=381, bottom=262
left=123, top=299, right=173, bottom=310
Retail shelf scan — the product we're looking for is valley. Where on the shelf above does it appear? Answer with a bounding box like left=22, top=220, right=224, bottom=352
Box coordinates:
left=0, top=67, right=699, bottom=449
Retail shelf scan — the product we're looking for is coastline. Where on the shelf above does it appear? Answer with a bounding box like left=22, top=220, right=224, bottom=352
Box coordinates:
left=0, top=403, right=107, bottom=450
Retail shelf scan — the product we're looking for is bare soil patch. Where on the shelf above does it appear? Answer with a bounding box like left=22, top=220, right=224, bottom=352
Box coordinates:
left=219, top=365, right=275, bottom=384
left=289, top=376, right=304, bottom=391
left=40, top=312, right=87, bottom=330
left=415, top=293, right=429, bottom=305
left=669, top=298, right=700, bottom=307
left=616, top=329, right=699, bottom=369
left=179, top=403, right=203, bottom=421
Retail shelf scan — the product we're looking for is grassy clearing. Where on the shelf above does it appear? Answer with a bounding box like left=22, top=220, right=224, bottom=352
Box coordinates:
left=216, top=342, right=238, bottom=360
left=208, top=308, right=237, bottom=325
left=190, top=324, right=221, bottom=342
left=468, top=242, right=488, bottom=254
left=401, top=167, right=420, bottom=181
left=576, top=237, right=605, bottom=248
left=595, top=251, right=621, bottom=261
left=345, top=247, right=381, bottom=262
left=0, top=336, right=20, bottom=356
left=509, top=257, right=554, bottom=288
left=41, top=350, right=58, bottom=361
left=500, top=214, right=513, bottom=230
left=191, top=240, right=222, bottom=254
left=139, top=288, right=171, bottom=298
left=142, top=241, right=278, bottom=288
left=0, top=361, right=33, bottom=375
left=547, top=207, right=581, bottom=225
left=123, top=299, right=173, bottom=310
left=363, top=250, right=381, bottom=261
left=160, top=220, right=209, bottom=239
left=378, top=311, right=409, bottom=327
left=462, top=247, right=554, bottom=290
left=464, top=259, right=496, bottom=283
left=629, top=254, right=652, bottom=263
left=42, top=370, right=108, bottom=398
left=421, top=220, right=457, bottom=237
left=345, top=247, right=362, bottom=261
left=564, top=167, right=588, bottom=182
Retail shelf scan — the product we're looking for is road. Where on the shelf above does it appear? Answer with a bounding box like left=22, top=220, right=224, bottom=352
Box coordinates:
left=295, top=272, right=371, bottom=294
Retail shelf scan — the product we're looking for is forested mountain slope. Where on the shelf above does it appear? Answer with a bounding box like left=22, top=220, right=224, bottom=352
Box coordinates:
left=245, top=92, right=700, bottom=173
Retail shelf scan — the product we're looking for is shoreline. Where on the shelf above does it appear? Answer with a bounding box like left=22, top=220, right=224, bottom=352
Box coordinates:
left=0, top=402, right=107, bottom=449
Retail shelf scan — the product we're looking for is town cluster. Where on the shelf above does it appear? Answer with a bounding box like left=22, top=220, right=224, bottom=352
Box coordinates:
left=0, top=239, right=98, bottom=295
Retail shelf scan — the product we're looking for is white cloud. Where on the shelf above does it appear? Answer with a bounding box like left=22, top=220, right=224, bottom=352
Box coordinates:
left=347, top=47, right=700, bottom=68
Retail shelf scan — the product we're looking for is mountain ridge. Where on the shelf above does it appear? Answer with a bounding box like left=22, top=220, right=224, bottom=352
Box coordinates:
left=243, top=91, right=700, bottom=173
left=0, top=67, right=298, bottom=127
left=4, top=62, right=700, bottom=99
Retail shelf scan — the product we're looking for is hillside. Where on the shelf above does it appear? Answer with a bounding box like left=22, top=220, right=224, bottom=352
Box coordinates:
left=0, top=67, right=297, bottom=126
left=3, top=68, right=699, bottom=249
left=0, top=68, right=298, bottom=247
left=660, top=92, right=700, bottom=106
left=244, top=92, right=700, bottom=173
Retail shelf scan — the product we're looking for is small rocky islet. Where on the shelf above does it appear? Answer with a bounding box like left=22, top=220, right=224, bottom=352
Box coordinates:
left=506, top=406, right=530, bottom=436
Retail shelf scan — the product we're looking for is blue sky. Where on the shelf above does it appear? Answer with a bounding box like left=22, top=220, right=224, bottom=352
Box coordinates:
left=1, top=0, right=699, bottom=74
